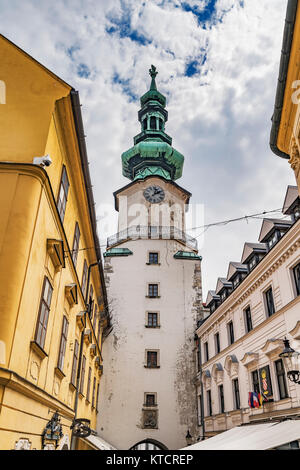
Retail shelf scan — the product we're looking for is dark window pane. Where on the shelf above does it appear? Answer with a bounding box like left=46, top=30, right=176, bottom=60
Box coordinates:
left=275, top=359, right=288, bottom=400
left=57, top=166, right=69, bottom=222
left=148, top=284, right=158, bottom=297
left=146, top=394, right=155, bottom=406
left=149, top=252, right=159, bottom=264
left=265, top=288, right=275, bottom=316
left=35, top=277, right=53, bottom=349
left=244, top=306, right=253, bottom=333
left=233, top=378, right=240, bottom=409
left=147, top=351, right=158, bottom=367
left=57, top=316, right=69, bottom=371
left=72, top=222, right=80, bottom=267
left=71, top=340, right=79, bottom=386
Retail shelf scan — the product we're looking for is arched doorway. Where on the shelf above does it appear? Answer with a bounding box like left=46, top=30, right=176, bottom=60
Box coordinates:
left=129, top=439, right=168, bottom=450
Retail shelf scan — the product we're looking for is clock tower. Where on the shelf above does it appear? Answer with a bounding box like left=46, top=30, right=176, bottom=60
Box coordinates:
left=97, top=67, right=203, bottom=450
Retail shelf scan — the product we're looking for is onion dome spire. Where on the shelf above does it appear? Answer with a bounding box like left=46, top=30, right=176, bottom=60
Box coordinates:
left=121, top=66, right=184, bottom=182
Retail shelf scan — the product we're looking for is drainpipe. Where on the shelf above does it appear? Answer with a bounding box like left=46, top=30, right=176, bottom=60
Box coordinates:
left=71, top=261, right=100, bottom=450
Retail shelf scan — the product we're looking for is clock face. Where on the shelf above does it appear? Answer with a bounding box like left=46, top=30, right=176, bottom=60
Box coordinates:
left=143, top=185, right=165, bottom=203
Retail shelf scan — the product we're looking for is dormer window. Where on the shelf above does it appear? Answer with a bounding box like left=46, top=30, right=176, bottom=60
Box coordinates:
left=267, top=231, right=279, bottom=250
left=233, top=275, right=240, bottom=289
left=248, top=255, right=257, bottom=271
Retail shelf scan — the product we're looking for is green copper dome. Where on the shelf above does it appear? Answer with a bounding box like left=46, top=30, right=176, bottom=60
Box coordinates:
left=121, top=65, right=184, bottom=182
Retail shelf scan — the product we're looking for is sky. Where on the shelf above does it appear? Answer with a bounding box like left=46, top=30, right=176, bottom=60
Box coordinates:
left=0, top=0, right=295, bottom=300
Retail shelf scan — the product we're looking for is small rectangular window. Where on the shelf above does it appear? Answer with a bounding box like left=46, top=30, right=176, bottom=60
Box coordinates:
left=252, top=369, right=260, bottom=394
left=86, top=367, right=92, bottom=402
left=215, top=333, right=220, bottom=354
left=233, top=378, right=240, bottom=410
left=93, top=305, right=98, bottom=332
left=196, top=340, right=201, bottom=372
left=57, top=166, right=70, bottom=222
left=96, top=382, right=100, bottom=412
left=227, top=321, right=235, bottom=345
left=145, top=394, right=156, bottom=406
left=264, top=287, right=275, bottom=316
left=57, top=316, right=69, bottom=372
left=148, top=284, right=159, bottom=298
left=244, top=306, right=253, bottom=333
left=92, top=377, right=96, bottom=408
left=146, top=351, right=158, bottom=368
left=79, top=355, right=86, bottom=395
left=147, top=312, right=158, bottom=327
left=81, top=260, right=88, bottom=298
left=207, top=390, right=212, bottom=416
left=219, top=384, right=225, bottom=414
left=149, top=252, right=159, bottom=264
left=72, top=222, right=80, bottom=267
left=293, top=262, right=300, bottom=296
left=71, top=340, right=79, bottom=386
left=34, top=277, right=53, bottom=349
left=275, top=359, right=288, bottom=400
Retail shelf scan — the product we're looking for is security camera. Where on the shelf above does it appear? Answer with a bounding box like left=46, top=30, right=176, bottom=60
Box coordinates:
left=33, top=154, right=52, bottom=167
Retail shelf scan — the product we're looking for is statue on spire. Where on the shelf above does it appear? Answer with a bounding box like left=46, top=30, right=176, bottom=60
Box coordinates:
left=149, top=65, right=158, bottom=90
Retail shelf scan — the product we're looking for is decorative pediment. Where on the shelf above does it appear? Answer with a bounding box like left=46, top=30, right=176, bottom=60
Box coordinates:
left=261, top=338, right=283, bottom=357
left=212, top=363, right=224, bottom=384
left=65, top=283, right=78, bottom=306
left=240, top=352, right=259, bottom=368
left=224, top=354, right=239, bottom=377
left=47, top=239, right=65, bottom=270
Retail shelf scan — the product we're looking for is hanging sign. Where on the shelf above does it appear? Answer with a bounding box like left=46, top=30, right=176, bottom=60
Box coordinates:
left=259, top=365, right=273, bottom=400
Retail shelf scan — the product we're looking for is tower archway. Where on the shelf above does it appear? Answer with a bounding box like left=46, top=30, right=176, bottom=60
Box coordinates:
left=129, top=439, right=168, bottom=450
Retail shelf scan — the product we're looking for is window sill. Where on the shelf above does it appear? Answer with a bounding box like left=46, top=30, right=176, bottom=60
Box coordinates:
left=54, top=367, right=66, bottom=380
left=69, top=382, right=76, bottom=392
left=144, top=365, right=160, bottom=369
left=143, top=404, right=157, bottom=408
left=30, top=341, right=48, bottom=360
left=146, top=296, right=161, bottom=299
left=85, top=399, right=90, bottom=405
left=145, top=325, right=161, bottom=328
left=79, top=392, right=84, bottom=399
left=146, top=263, right=161, bottom=266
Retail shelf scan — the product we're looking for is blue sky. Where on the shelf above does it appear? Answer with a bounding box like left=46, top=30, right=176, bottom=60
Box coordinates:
left=0, top=0, right=293, bottom=299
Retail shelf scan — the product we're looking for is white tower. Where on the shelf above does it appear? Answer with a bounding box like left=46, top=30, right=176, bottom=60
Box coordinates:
left=97, top=66, right=203, bottom=450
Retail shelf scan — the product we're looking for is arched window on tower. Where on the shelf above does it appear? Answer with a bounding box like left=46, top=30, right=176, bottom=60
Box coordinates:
left=142, top=118, right=147, bottom=131
left=158, top=118, right=163, bottom=130
left=150, top=116, right=156, bottom=130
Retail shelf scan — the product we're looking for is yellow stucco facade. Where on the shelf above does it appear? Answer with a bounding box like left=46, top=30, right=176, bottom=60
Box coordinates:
left=0, top=35, right=108, bottom=450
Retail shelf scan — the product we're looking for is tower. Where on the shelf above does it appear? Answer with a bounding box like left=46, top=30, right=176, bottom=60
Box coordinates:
left=97, top=66, right=203, bottom=450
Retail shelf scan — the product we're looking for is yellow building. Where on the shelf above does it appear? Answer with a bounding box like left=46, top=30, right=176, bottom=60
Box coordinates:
left=270, top=0, right=300, bottom=196
left=0, top=35, right=112, bottom=450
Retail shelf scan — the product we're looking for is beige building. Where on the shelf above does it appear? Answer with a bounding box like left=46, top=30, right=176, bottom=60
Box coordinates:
left=194, top=185, right=300, bottom=444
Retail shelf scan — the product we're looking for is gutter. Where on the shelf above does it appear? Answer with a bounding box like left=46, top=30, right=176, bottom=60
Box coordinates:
left=270, top=0, right=298, bottom=159
left=70, top=90, right=110, bottom=327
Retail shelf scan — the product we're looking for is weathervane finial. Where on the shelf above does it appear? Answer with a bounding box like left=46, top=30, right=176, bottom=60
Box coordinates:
left=149, top=65, right=158, bottom=90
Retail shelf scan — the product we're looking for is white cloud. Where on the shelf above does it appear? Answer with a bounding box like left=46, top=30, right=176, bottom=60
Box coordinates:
left=0, top=0, right=293, bottom=299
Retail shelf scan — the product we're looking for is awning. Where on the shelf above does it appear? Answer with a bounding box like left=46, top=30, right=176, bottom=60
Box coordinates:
left=82, top=434, right=116, bottom=450
left=181, top=420, right=300, bottom=450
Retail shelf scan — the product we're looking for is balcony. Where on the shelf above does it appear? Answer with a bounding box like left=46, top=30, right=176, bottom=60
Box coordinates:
left=107, top=225, right=198, bottom=251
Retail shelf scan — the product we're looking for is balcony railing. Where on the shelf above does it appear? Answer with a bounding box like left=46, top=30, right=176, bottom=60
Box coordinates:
left=107, top=225, right=198, bottom=251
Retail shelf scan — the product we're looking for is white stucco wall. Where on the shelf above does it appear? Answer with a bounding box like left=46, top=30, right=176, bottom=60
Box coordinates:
left=97, top=238, right=201, bottom=450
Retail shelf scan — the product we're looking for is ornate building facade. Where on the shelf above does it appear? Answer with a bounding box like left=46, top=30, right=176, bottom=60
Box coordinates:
left=97, top=67, right=204, bottom=450
left=194, top=185, right=300, bottom=440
